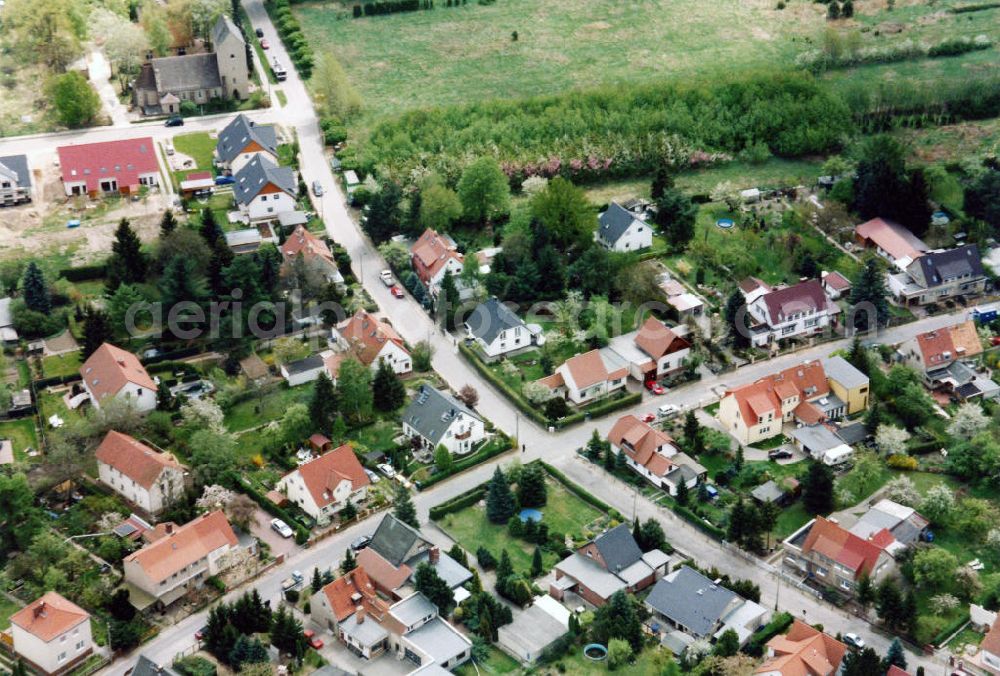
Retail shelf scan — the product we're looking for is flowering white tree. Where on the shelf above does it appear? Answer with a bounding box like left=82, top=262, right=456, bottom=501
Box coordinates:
left=181, top=396, right=226, bottom=434
left=875, top=424, right=909, bottom=456
left=884, top=476, right=920, bottom=507
left=196, top=484, right=235, bottom=513
left=921, top=483, right=956, bottom=525
left=522, top=381, right=553, bottom=404
left=948, top=403, right=990, bottom=440
left=929, top=593, right=959, bottom=614
left=521, top=176, right=549, bottom=196
left=987, top=528, right=1000, bottom=554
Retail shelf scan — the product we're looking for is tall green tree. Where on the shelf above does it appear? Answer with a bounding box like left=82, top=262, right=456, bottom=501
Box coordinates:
left=107, top=218, right=147, bottom=289
left=846, top=336, right=871, bottom=376
left=81, top=306, right=113, bottom=359
left=713, top=629, right=740, bottom=657
left=108, top=284, right=146, bottom=337
left=393, top=483, right=419, bottom=529
left=853, top=135, right=931, bottom=236
left=457, top=157, right=510, bottom=225
left=373, top=360, right=406, bottom=411
left=843, top=648, right=883, bottom=676
left=884, top=637, right=907, bottom=671
left=436, top=270, right=460, bottom=331
left=309, top=372, right=339, bottom=436
left=418, top=180, right=463, bottom=232
left=591, top=590, right=643, bottom=652
left=0, top=473, right=45, bottom=556
left=486, top=467, right=516, bottom=524
left=651, top=164, right=674, bottom=200
left=530, top=547, right=544, bottom=577
left=200, top=207, right=225, bottom=248
left=875, top=578, right=906, bottom=630
left=516, top=462, right=547, bottom=508
left=849, top=256, right=890, bottom=332
left=414, top=562, right=456, bottom=616
left=655, top=188, right=698, bottom=251
left=724, top=289, right=750, bottom=348
left=336, top=357, right=373, bottom=425
left=802, top=461, right=835, bottom=515
left=22, top=262, right=51, bottom=314
left=636, top=518, right=667, bottom=552
left=530, top=176, right=592, bottom=250
left=965, top=169, right=1000, bottom=231
left=269, top=605, right=305, bottom=660
left=340, top=548, right=357, bottom=575
left=365, top=181, right=403, bottom=243
left=46, top=72, right=100, bottom=127
left=159, top=209, right=177, bottom=237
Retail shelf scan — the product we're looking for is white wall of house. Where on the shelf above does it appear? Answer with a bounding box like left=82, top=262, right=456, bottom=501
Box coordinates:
left=243, top=190, right=295, bottom=222
left=656, top=347, right=691, bottom=376
left=83, top=382, right=157, bottom=413
left=747, top=299, right=833, bottom=347
left=276, top=472, right=368, bottom=526
left=373, top=342, right=412, bottom=375
left=597, top=221, right=652, bottom=252
left=560, top=366, right=626, bottom=405
left=404, top=413, right=486, bottom=456
left=281, top=364, right=325, bottom=387
left=426, top=257, right=464, bottom=292
left=97, top=463, right=185, bottom=515
left=12, top=619, right=93, bottom=675
left=474, top=325, right=530, bottom=358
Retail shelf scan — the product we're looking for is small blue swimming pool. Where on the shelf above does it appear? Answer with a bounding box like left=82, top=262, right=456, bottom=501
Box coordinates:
left=519, top=508, right=543, bottom=523
left=716, top=218, right=735, bottom=229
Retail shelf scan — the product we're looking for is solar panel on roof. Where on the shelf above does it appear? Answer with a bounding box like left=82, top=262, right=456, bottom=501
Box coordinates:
left=114, top=523, right=138, bottom=537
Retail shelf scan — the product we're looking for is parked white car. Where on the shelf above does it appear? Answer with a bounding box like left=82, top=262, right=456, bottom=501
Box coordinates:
left=376, top=463, right=396, bottom=478
left=270, top=518, right=293, bottom=538
left=379, top=269, right=394, bottom=286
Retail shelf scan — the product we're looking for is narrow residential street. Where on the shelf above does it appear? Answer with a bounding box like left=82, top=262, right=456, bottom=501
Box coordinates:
left=0, top=2, right=954, bottom=674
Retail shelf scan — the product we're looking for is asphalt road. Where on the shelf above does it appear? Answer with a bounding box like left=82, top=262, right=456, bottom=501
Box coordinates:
left=0, top=2, right=966, bottom=673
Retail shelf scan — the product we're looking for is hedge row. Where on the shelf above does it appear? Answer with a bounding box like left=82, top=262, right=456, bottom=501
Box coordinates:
left=34, top=373, right=82, bottom=388
left=415, top=435, right=513, bottom=490
left=539, top=462, right=615, bottom=515
left=353, top=0, right=432, bottom=17
left=141, top=346, right=202, bottom=365
left=949, top=1, right=1000, bottom=11
left=458, top=343, right=548, bottom=426
left=554, top=391, right=642, bottom=428
left=673, top=502, right=727, bottom=540
left=743, top=612, right=794, bottom=657
left=237, top=477, right=310, bottom=543
left=428, top=485, right=487, bottom=521
left=931, top=610, right=970, bottom=647
left=267, top=0, right=314, bottom=78
left=59, top=263, right=107, bottom=283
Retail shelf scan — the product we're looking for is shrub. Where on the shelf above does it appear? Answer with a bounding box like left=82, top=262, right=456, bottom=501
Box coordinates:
left=886, top=454, right=918, bottom=470
left=476, top=547, right=497, bottom=570
left=284, top=589, right=300, bottom=603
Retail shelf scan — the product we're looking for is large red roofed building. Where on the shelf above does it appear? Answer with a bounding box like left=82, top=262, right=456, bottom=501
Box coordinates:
left=332, top=310, right=411, bottom=375
left=58, top=137, right=159, bottom=198
left=80, top=343, right=157, bottom=412
left=410, top=228, right=463, bottom=292
left=782, top=516, right=895, bottom=597
left=95, top=431, right=186, bottom=516
left=755, top=620, right=846, bottom=676
left=9, top=592, right=94, bottom=675
left=743, top=278, right=840, bottom=347
left=275, top=444, right=370, bottom=526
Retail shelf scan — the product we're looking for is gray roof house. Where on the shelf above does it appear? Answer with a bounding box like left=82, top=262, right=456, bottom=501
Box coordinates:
left=0, top=154, right=32, bottom=205
left=848, top=499, right=929, bottom=554
left=233, top=155, right=296, bottom=206
left=890, top=244, right=988, bottom=306
left=822, top=356, right=870, bottom=391
left=595, top=202, right=652, bottom=252
left=279, top=353, right=327, bottom=387
left=215, top=114, right=278, bottom=170
left=131, top=655, right=181, bottom=676
left=464, top=297, right=542, bottom=358
left=645, top=566, right=768, bottom=645
left=789, top=424, right=843, bottom=456
left=551, top=524, right=669, bottom=606
left=401, top=385, right=486, bottom=457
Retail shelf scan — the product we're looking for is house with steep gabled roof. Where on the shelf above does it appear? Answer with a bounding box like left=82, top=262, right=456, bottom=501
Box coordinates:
left=744, top=278, right=840, bottom=347
left=899, top=320, right=996, bottom=399
left=550, top=524, right=668, bottom=607
left=79, top=343, right=157, bottom=412
left=58, top=138, right=159, bottom=198
left=410, top=228, right=464, bottom=292
left=820, top=270, right=851, bottom=300
left=215, top=113, right=278, bottom=174
left=536, top=349, right=628, bottom=405
left=595, top=202, right=652, bottom=252
left=10, top=592, right=93, bottom=676
left=464, top=298, right=544, bottom=359
left=0, top=154, right=31, bottom=205
left=95, top=431, right=186, bottom=516
left=280, top=225, right=344, bottom=286
left=890, top=243, right=987, bottom=306
left=123, top=511, right=248, bottom=607
left=401, top=385, right=485, bottom=458
left=754, top=620, right=846, bottom=676
left=606, top=415, right=704, bottom=495
left=782, top=516, right=895, bottom=597
left=606, top=316, right=692, bottom=383
left=233, top=155, right=296, bottom=223
left=276, top=444, right=370, bottom=526
left=855, top=217, right=928, bottom=270
left=332, top=310, right=411, bottom=375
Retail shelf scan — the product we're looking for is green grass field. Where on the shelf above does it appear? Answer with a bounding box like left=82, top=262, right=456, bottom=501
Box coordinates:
left=41, top=351, right=82, bottom=378
left=0, top=418, right=39, bottom=461
left=0, top=596, right=22, bottom=630
left=171, top=132, right=217, bottom=189
left=225, top=385, right=311, bottom=434
left=455, top=646, right=521, bottom=676
left=438, top=477, right=604, bottom=575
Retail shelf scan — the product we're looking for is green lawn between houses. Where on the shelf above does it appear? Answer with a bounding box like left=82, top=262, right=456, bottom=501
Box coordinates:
left=0, top=594, right=21, bottom=630
left=455, top=647, right=521, bottom=676
left=41, top=351, right=82, bottom=379
left=0, top=418, right=40, bottom=461
left=437, top=476, right=605, bottom=575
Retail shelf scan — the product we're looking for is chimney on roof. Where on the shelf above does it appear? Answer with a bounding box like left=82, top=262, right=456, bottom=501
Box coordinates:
left=355, top=606, right=365, bottom=624
left=165, top=523, right=173, bottom=534
left=33, top=602, right=46, bottom=618
left=429, top=547, right=440, bottom=564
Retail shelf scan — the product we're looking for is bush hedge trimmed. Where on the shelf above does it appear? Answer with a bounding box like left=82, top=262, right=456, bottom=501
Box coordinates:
left=33, top=373, right=82, bottom=388
left=673, top=502, right=726, bottom=540
left=237, top=477, right=310, bottom=542
left=416, top=435, right=513, bottom=490
left=743, top=612, right=794, bottom=657
left=265, top=0, right=314, bottom=78
left=539, top=462, right=614, bottom=515
left=429, top=486, right=487, bottom=521
left=59, top=263, right=107, bottom=282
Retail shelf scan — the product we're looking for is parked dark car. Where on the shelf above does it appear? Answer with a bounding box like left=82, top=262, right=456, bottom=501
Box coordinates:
left=255, top=27, right=264, bottom=38
left=350, top=535, right=372, bottom=551
left=165, top=116, right=184, bottom=127
left=768, top=449, right=793, bottom=461
left=215, top=175, right=236, bottom=185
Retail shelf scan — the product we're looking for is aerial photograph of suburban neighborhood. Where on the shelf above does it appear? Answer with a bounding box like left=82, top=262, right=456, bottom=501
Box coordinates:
left=1, top=0, right=1000, bottom=675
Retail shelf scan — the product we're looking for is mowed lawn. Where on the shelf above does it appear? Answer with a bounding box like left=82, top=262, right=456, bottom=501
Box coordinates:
left=0, top=418, right=40, bottom=461
left=295, top=0, right=820, bottom=119
left=439, top=478, right=604, bottom=575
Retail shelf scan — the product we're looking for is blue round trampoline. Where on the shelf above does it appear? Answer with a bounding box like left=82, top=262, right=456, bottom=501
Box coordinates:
left=584, top=644, right=608, bottom=661
left=716, top=218, right=735, bottom=229
left=519, top=508, right=543, bottom=523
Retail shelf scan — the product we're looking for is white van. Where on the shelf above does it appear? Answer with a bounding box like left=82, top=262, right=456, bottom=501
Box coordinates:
left=657, top=403, right=680, bottom=420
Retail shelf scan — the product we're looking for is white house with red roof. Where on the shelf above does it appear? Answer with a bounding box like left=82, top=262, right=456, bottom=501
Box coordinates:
left=332, top=310, right=411, bottom=375
left=820, top=270, right=852, bottom=300
left=280, top=225, right=344, bottom=287
left=854, top=217, right=928, bottom=270
left=275, top=444, right=370, bottom=525
left=742, top=278, right=839, bottom=347
left=410, top=228, right=464, bottom=293
left=606, top=316, right=692, bottom=383
left=79, top=343, right=157, bottom=412
left=95, top=431, right=186, bottom=516
left=58, top=138, right=159, bottom=198
left=607, top=414, right=705, bottom=495
left=898, top=320, right=996, bottom=398
left=536, top=349, right=628, bottom=405
left=10, top=592, right=93, bottom=675
left=123, top=510, right=245, bottom=607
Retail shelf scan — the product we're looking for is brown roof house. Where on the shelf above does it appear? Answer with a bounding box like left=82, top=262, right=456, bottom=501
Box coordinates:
left=275, top=444, right=370, bottom=526
left=356, top=514, right=472, bottom=601
left=79, top=343, right=157, bottom=413
left=95, top=431, right=186, bottom=516
left=854, top=217, right=929, bottom=270
left=604, top=316, right=692, bottom=383
left=741, top=278, right=839, bottom=348
left=410, top=228, right=463, bottom=293
left=123, top=510, right=251, bottom=608
left=536, top=349, right=628, bottom=406
left=9, top=592, right=93, bottom=675
left=280, top=225, right=345, bottom=288
left=898, top=320, right=996, bottom=400
left=607, top=414, right=705, bottom=496
left=550, top=524, right=669, bottom=607
left=754, top=620, right=847, bottom=676
left=332, top=310, right=411, bottom=375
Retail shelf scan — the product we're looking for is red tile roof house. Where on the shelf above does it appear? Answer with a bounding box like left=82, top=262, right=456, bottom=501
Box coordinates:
left=79, top=343, right=157, bottom=413
left=781, top=516, right=895, bottom=598
left=332, top=310, right=412, bottom=375
left=742, top=278, right=840, bottom=348
left=95, top=430, right=187, bottom=516
left=820, top=270, right=852, bottom=300
left=275, top=444, right=370, bottom=526
left=122, top=510, right=249, bottom=608
left=754, top=620, right=846, bottom=676
left=970, top=614, right=1000, bottom=674
left=536, top=349, right=628, bottom=405
left=58, top=137, right=160, bottom=198
left=854, top=217, right=929, bottom=271
left=608, top=415, right=706, bottom=496
left=410, top=228, right=464, bottom=294
left=604, top=316, right=692, bottom=383
left=280, top=225, right=345, bottom=288
left=898, top=320, right=992, bottom=396
left=9, top=592, right=93, bottom=676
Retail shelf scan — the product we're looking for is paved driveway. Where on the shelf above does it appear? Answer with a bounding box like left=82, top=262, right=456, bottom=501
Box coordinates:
left=249, top=507, right=298, bottom=559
